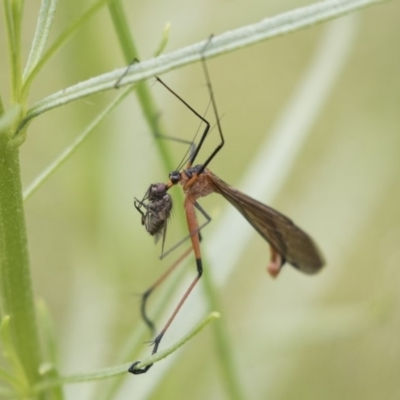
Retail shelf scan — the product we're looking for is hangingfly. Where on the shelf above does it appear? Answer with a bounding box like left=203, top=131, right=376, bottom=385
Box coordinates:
left=129, top=36, right=325, bottom=375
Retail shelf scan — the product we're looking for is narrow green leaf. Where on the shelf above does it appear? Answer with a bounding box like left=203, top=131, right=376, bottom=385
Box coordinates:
left=153, top=22, right=171, bottom=57
left=131, top=312, right=221, bottom=371
left=14, top=0, right=391, bottom=139
left=3, top=0, right=23, bottom=101
left=23, top=0, right=59, bottom=82
left=23, top=87, right=133, bottom=201
left=21, top=0, right=113, bottom=98
left=33, top=312, right=220, bottom=393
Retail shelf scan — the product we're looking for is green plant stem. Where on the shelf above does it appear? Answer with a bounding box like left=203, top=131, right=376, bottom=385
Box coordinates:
left=0, top=94, right=4, bottom=116
left=0, top=138, right=42, bottom=393
left=202, top=269, right=245, bottom=400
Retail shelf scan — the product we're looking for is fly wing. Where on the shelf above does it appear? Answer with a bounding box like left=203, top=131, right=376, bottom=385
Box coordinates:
left=207, top=172, right=325, bottom=274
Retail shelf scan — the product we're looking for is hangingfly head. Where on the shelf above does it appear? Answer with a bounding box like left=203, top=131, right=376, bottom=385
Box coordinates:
left=168, top=171, right=181, bottom=185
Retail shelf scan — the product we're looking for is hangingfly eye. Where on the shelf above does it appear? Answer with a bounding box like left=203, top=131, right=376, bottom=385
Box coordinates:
left=130, top=35, right=325, bottom=375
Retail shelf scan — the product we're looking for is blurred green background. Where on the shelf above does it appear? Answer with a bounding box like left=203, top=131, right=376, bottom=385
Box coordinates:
left=1, top=0, right=400, bottom=399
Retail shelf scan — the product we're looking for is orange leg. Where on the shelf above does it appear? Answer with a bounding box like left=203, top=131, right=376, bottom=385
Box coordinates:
left=140, top=246, right=193, bottom=334
left=129, top=197, right=204, bottom=375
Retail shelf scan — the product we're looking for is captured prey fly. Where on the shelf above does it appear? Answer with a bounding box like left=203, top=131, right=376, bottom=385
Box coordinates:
left=130, top=36, right=325, bottom=375
left=134, top=183, right=172, bottom=254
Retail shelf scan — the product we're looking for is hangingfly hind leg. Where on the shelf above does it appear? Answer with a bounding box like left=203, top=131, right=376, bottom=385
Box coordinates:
left=134, top=180, right=212, bottom=335
left=129, top=198, right=204, bottom=375
left=130, top=199, right=211, bottom=374
left=129, top=36, right=218, bottom=375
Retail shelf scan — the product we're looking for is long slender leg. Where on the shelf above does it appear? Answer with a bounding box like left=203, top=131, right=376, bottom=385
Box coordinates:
left=141, top=202, right=210, bottom=330
left=115, top=60, right=204, bottom=166
left=155, top=77, right=210, bottom=167
left=114, top=58, right=195, bottom=156
left=129, top=197, right=204, bottom=375
left=197, top=36, right=225, bottom=173
left=115, top=39, right=220, bottom=169
left=179, top=36, right=225, bottom=190
left=152, top=103, right=213, bottom=168
left=140, top=246, right=192, bottom=334
left=155, top=132, right=196, bottom=163
left=160, top=201, right=211, bottom=259
left=114, top=57, right=140, bottom=89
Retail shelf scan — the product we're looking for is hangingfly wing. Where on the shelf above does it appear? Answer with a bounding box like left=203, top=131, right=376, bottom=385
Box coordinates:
left=206, top=171, right=325, bottom=275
